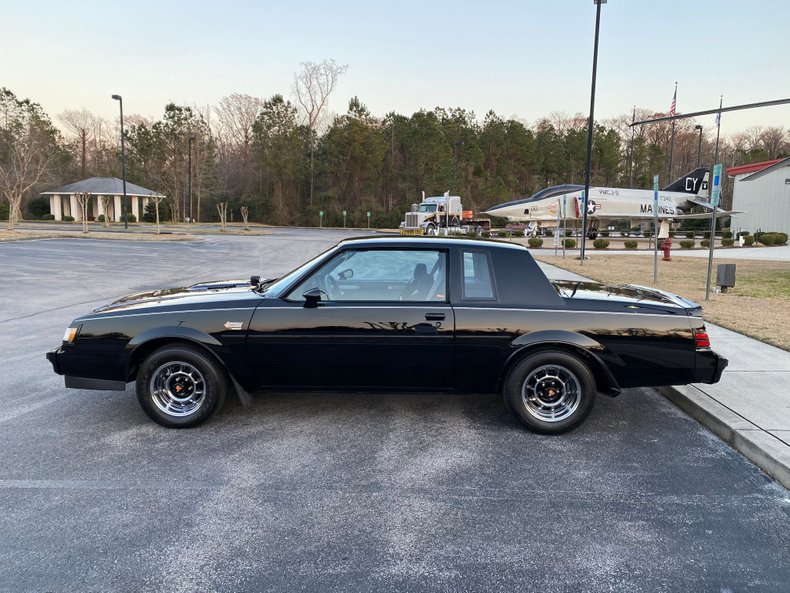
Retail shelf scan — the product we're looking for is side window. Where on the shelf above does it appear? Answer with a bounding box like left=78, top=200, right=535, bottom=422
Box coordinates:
left=462, top=250, right=496, bottom=300
left=288, top=249, right=447, bottom=302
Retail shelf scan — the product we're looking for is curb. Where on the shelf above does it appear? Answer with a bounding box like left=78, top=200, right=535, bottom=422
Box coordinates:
left=659, top=385, right=790, bottom=490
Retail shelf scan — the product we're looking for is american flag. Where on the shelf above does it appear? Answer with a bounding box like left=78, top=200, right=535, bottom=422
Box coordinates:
left=669, top=87, right=677, bottom=117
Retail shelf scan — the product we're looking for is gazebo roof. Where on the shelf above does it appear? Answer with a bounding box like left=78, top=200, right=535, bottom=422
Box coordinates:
left=40, top=177, right=165, bottom=198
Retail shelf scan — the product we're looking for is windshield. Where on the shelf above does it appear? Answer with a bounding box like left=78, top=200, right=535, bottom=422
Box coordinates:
left=417, top=203, right=437, bottom=213
left=261, top=244, right=339, bottom=297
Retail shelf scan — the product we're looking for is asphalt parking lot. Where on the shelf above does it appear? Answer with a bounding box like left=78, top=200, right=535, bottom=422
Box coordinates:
left=1, top=229, right=788, bottom=593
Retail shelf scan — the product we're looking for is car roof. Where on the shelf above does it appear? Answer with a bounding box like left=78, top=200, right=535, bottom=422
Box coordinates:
left=338, top=235, right=527, bottom=251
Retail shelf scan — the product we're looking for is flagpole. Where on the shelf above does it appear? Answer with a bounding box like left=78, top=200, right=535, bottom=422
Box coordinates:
left=629, top=105, right=636, bottom=186
left=667, top=82, right=677, bottom=182
left=705, top=96, right=724, bottom=301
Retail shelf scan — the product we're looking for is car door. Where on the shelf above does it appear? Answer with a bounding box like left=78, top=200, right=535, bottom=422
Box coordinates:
left=246, top=247, right=454, bottom=390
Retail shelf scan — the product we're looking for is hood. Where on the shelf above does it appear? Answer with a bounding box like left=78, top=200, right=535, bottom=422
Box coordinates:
left=88, top=279, right=266, bottom=316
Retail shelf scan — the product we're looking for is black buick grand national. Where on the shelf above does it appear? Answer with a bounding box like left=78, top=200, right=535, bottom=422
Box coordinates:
left=47, top=236, right=727, bottom=433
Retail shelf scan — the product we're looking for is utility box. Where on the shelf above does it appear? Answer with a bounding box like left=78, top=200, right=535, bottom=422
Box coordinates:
left=716, top=264, right=736, bottom=292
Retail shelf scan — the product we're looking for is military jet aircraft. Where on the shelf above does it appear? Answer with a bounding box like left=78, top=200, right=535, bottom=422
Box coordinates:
left=484, top=167, right=737, bottom=238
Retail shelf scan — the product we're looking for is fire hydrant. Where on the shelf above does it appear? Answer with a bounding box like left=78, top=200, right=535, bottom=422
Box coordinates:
left=661, top=237, right=672, bottom=261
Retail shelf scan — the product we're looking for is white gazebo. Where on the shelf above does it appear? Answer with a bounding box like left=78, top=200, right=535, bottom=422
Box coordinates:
left=40, top=177, right=166, bottom=222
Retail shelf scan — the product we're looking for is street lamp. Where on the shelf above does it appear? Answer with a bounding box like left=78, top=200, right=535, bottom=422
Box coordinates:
left=188, top=136, right=195, bottom=223
left=695, top=124, right=703, bottom=167
left=580, top=0, right=606, bottom=265
left=111, top=94, right=128, bottom=229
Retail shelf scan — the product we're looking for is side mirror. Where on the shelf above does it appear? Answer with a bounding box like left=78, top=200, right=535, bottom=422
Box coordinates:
left=302, top=287, right=323, bottom=308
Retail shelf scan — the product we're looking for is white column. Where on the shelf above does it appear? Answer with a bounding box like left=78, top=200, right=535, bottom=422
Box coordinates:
left=69, top=195, right=80, bottom=221
left=96, top=195, right=105, bottom=219
left=51, top=195, right=62, bottom=220
left=132, top=196, right=140, bottom=221
left=114, top=196, right=122, bottom=222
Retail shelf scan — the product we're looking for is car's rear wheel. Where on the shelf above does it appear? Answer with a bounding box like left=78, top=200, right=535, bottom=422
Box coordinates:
left=503, top=350, right=595, bottom=434
left=136, top=344, right=226, bottom=428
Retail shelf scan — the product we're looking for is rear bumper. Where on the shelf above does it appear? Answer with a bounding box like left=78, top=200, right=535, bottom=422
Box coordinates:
left=694, top=350, right=728, bottom=384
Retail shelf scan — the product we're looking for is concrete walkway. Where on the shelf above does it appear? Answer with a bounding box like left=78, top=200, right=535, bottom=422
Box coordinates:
left=538, top=261, right=790, bottom=490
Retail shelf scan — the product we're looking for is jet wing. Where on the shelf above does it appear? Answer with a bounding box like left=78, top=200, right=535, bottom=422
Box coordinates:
left=664, top=210, right=745, bottom=220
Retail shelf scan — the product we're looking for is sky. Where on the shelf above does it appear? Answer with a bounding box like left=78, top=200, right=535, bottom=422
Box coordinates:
left=2, top=0, right=789, bottom=138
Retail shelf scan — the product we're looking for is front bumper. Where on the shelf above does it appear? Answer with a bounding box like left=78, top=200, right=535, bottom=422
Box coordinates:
left=46, top=349, right=62, bottom=374
left=46, top=348, right=127, bottom=391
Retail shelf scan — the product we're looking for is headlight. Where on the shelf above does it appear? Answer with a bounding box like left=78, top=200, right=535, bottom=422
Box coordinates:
left=63, top=326, right=79, bottom=343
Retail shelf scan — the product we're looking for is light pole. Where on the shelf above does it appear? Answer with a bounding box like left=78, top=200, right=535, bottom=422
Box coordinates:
left=695, top=124, right=703, bottom=167
left=580, top=0, right=606, bottom=265
left=188, top=136, right=195, bottom=223
left=111, top=94, right=128, bottom=229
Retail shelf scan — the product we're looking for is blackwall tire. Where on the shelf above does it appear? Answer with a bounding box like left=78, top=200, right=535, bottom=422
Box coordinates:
left=503, top=350, right=595, bottom=434
left=136, top=344, right=227, bottom=428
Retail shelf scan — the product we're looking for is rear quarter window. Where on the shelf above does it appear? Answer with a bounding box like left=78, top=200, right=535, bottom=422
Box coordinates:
left=462, top=250, right=496, bottom=300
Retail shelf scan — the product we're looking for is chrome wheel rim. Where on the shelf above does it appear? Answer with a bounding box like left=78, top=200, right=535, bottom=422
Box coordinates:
left=521, top=364, right=581, bottom=423
left=149, top=361, right=206, bottom=417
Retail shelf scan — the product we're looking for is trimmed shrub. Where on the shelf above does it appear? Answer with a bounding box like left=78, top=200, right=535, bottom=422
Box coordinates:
left=701, top=239, right=711, bottom=248
left=721, top=238, right=734, bottom=247
left=624, top=240, right=638, bottom=249
left=41, top=214, right=55, bottom=220
left=62, top=215, right=75, bottom=222
left=758, top=234, right=775, bottom=246
left=685, top=231, right=694, bottom=239
left=563, top=238, right=576, bottom=248
left=528, top=238, right=544, bottom=248
left=723, top=230, right=733, bottom=239
left=593, top=238, right=610, bottom=249
left=97, top=214, right=106, bottom=223
left=774, top=232, right=788, bottom=245
left=743, top=236, right=755, bottom=246
left=26, top=195, right=51, bottom=219
left=680, top=240, right=695, bottom=249
left=126, top=214, right=137, bottom=223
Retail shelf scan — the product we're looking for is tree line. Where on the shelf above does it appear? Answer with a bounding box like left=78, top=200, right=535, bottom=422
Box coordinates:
left=3, top=63, right=789, bottom=230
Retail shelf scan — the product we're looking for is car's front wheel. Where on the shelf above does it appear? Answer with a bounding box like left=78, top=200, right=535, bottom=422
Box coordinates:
left=503, top=350, right=595, bottom=434
left=136, top=344, right=227, bottom=428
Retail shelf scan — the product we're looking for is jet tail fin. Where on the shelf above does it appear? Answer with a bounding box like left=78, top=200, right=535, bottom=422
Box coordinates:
left=662, top=167, right=709, bottom=195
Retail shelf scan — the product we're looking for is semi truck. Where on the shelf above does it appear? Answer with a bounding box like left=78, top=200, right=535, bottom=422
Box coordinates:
left=399, top=193, right=491, bottom=236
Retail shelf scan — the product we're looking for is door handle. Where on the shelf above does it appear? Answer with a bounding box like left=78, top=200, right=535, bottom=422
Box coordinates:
left=425, top=312, right=446, bottom=321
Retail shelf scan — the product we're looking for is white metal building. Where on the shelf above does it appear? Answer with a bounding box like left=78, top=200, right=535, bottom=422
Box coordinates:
left=40, top=177, right=165, bottom=222
left=728, top=158, right=790, bottom=235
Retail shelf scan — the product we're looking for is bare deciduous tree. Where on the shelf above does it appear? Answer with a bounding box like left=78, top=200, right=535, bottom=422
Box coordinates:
left=0, top=88, right=60, bottom=230
left=214, top=94, right=263, bottom=162
left=149, top=192, right=166, bottom=234
left=59, top=108, right=100, bottom=178
left=216, top=201, right=228, bottom=231
left=240, top=205, right=249, bottom=230
left=99, top=195, right=111, bottom=227
left=292, top=59, right=348, bottom=206
left=75, top=192, right=90, bottom=233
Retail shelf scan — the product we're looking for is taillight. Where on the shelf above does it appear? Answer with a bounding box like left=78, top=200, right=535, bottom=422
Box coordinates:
left=694, top=330, right=711, bottom=349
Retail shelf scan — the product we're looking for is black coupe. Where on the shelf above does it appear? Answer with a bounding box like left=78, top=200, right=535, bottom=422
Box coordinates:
left=47, top=236, right=727, bottom=433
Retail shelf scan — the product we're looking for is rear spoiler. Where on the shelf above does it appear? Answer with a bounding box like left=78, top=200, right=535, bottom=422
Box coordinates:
left=625, top=284, right=703, bottom=315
